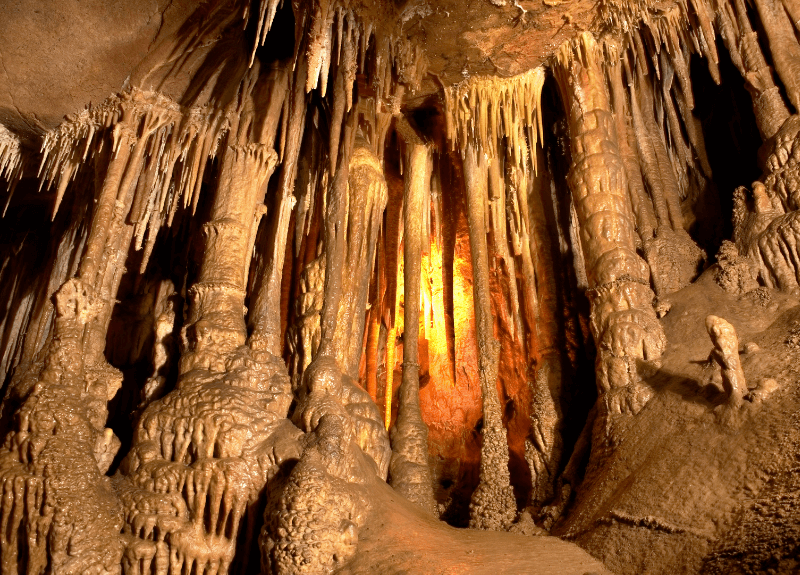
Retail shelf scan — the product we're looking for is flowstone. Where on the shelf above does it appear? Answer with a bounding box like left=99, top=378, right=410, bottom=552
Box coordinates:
left=118, top=346, right=300, bottom=575
left=261, top=358, right=382, bottom=574
left=0, top=280, right=124, bottom=575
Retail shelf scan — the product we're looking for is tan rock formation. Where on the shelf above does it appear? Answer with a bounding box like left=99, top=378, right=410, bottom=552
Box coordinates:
left=554, top=32, right=666, bottom=414
left=5, top=0, right=800, bottom=572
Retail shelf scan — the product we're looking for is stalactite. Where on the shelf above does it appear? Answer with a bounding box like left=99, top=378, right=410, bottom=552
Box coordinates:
left=388, top=120, right=436, bottom=513
left=626, top=58, right=706, bottom=296
left=732, top=0, right=791, bottom=139
left=248, top=53, right=308, bottom=356
left=603, top=0, right=792, bottom=145
left=7, top=0, right=800, bottom=569
left=249, top=0, right=283, bottom=65
left=462, top=143, right=517, bottom=531
left=751, top=0, right=800, bottom=113
left=503, top=150, right=541, bottom=357
left=443, top=65, right=555, bottom=530
left=637, top=66, right=686, bottom=232
left=445, top=67, right=545, bottom=176
left=607, top=49, right=658, bottom=241
left=329, top=140, right=387, bottom=378
left=628, top=70, right=671, bottom=231
left=0, top=124, right=23, bottom=213
left=488, top=153, right=523, bottom=343
left=659, top=51, right=694, bottom=193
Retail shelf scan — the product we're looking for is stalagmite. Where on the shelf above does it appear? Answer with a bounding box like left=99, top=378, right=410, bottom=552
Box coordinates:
left=443, top=66, right=552, bottom=530
left=0, top=87, right=224, bottom=574
left=518, top=151, right=566, bottom=512
left=12, top=0, right=800, bottom=571
left=706, top=315, right=747, bottom=407
left=0, top=278, right=125, bottom=575
left=261, top=68, right=393, bottom=575
left=462, top=143, right=517, bottom=531
left=116, top=66, right=303, bottom=575
left=554, top=32, right=666, bottom=414
left=389, top=120, right=436, bottom=513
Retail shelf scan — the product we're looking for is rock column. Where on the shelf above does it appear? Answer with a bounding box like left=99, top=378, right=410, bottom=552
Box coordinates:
left=389, top=123, right=436, bottom=513
left=463, top=143, right=517, bottom=530
left=553, top=32, right=665, bottom=414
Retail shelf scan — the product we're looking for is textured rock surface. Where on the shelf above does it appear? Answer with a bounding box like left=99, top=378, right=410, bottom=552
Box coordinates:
left=4, top=0, right=800, bottom=572
left=554, top=32, right=665, bottom=415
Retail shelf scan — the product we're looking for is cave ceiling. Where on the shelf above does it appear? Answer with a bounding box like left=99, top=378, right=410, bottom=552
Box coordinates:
left=2, top=0, right=605, bottom=136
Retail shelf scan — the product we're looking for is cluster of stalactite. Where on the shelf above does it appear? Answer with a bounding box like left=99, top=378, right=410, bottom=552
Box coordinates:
left=0, top=125, right=22, bottom=213
left=599, top=0, right=800, bottom=289
left=555, top=0, right=800, bottom=410
left=435, top=0, right=800, bottom=533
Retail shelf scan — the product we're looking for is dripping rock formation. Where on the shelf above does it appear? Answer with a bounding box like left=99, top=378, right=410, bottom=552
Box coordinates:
left=2, top=0, right=800, bottom=572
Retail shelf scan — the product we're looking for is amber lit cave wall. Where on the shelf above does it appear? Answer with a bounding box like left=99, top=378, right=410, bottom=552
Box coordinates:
left=358, top=115, right=600, bottom=524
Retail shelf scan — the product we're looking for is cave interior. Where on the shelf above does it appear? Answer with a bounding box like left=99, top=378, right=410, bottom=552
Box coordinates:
left=1, top=0, right=800, bottom=572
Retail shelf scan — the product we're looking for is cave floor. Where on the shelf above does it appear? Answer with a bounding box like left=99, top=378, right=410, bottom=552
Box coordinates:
left=556, top=269, right=800, bottom=574
left=341, top=478, right=612, bottom=574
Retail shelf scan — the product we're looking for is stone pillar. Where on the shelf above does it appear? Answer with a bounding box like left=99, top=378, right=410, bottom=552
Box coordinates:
left=553, top=32, right=666, bottom=414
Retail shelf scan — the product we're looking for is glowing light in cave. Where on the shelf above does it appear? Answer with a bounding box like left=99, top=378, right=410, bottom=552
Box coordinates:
left=385, top=322, right=397, bottom=430
left=422, top=242, right=454, bottom=389
left=384, top=237, right=456, bottom=430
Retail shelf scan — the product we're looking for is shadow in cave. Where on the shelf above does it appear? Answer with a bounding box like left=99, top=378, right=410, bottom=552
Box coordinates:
left=689, top=40, right=764, bottom=257
left=537, top=72, right=599, bottom=494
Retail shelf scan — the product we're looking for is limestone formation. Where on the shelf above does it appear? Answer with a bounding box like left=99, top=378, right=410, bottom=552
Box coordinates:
left=462, top=143, right=517, bottom=531
left=553, top=32, right=665, bottom=414
left=389, top=120, right=436, bottom=513
left=0, top=279, right=124, bottom=575
left=5, top=0, right=800, bottom=572
left=706, top=315, right=747, bottom=407
left=714, top=241, right=759, bottom=295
